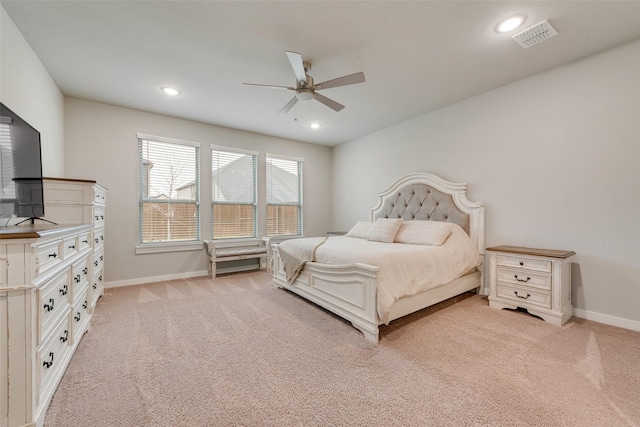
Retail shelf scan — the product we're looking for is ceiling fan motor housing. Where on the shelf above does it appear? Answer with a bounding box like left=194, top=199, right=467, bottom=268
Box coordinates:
left=296, top=88, right=315, bottom=101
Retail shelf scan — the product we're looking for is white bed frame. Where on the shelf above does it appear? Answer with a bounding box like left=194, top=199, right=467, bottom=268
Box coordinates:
left=272, top=172, right=485, bottom=343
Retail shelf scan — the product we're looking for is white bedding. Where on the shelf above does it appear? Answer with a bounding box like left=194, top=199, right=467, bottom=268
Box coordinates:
left=308, top=224, right=481, bottom=324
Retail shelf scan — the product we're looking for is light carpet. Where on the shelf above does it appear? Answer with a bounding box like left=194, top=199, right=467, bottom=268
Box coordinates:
left=45, top=270, right=640, bottom=426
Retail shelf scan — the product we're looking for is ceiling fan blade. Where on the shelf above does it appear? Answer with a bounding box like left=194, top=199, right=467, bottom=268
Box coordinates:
left=279, top=96, right=299, bottom=113
left=286, top=51, right=307, bottom=85
left=243, top=83, right=294, bottom=90
left=316, top=72, right=366, bottom=90
left=314, top=93, right=345, bottom=112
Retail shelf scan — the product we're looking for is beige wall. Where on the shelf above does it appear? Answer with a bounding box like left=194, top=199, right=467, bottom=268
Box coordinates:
left=64, top=98, right=332, bottom=285
left=332, top=38, right=640, bottom=328
left=0, top=5, right=64, bottom=178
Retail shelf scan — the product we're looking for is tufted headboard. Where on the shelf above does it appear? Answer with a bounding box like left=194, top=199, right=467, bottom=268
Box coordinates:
left=370, top=172, right=485, bottom=255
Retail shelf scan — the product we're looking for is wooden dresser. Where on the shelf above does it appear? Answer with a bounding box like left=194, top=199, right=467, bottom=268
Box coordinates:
left=1, top=224, right=93, bottom=427
left=41, top=178, right=107, bottom=313
left=487, top=245, right=575, bottom=326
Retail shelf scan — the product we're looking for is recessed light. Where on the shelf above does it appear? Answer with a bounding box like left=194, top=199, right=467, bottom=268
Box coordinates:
left=309, top=123, right=321, bottom=129
left=162, top=87, right=180, bottom=96
left=496, top=15, right=525, bottom=33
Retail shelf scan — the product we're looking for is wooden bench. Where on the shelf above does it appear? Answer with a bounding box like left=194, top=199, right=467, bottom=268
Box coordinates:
left=204, top=240, right=268, bottom=278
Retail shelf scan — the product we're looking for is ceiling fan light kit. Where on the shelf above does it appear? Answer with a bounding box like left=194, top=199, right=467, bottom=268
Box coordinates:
left=244, top=51, right=365, bottom=113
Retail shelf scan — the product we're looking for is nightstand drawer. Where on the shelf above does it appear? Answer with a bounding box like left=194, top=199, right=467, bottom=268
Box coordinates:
left=496, top=255, right=551, bottom=273
left=496, top=268, right=551, bottom=290
left=496, top=283, right=552, bottom=309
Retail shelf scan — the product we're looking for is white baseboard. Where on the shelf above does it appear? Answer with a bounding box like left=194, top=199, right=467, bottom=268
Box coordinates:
left=104, top=270, right=209, bottom=289
left=573, top=307, right=640, bottom=332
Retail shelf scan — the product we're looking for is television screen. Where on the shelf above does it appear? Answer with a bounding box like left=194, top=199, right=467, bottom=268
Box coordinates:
left=0, top=102, right=44, bottom=220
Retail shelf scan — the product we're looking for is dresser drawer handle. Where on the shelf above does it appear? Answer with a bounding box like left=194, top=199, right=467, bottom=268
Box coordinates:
left=48, top=253, right=58, bottom=258
left=514, top=275, right=530, bottom=283
left=514, top=291, right=531, bottom=300
left=75, top=312, right=81, bottom=322
left=59, top=284, right=68, bottom=295
left=60, top=330, right=68, bottom=343
left=83, top=301, right=88, bottom=309
left=68, top=244, right=75, bottom=250
left=519, top=262, right=524, bottom=266
left=44, top=298, right=55, bottom=312
left=43, top=352, right=54, bottom=368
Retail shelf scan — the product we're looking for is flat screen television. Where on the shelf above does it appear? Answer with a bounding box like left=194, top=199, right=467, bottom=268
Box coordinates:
left=0, top=102, right=45, bottom=223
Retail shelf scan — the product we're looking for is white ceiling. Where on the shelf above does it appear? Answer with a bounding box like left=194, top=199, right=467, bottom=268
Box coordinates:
left=3, top=1, right=640, bottom=146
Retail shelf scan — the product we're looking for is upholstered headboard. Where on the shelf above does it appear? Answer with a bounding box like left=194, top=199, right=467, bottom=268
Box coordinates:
left=370, top=172, right=484, bottom=254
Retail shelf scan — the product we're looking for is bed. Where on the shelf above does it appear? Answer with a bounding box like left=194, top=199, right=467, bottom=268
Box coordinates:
left=272, top=172, right=485, bottom=343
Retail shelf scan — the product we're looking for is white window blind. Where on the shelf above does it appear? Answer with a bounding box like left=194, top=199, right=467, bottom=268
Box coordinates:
left=211, top=146, right=257, bottom=240
left=0, top=122, right=16, bottom=218
left=138, top=136, right=200, bottom=244
left=266, top=155, right=302, bottom=236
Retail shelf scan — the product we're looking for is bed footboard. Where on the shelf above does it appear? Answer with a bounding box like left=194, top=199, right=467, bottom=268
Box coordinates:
left=273, top=249, right=382, bottom=342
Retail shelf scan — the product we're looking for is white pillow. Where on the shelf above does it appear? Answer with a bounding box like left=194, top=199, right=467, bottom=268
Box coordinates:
left=367, top=218, right=403, bottom=243
left=345, top=221, right=374, bottom=239
left=394, top=220, right=455, bottom=246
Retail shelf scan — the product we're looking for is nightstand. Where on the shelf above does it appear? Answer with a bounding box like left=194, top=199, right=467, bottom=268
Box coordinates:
left=487, top=245, right=575, bottom=326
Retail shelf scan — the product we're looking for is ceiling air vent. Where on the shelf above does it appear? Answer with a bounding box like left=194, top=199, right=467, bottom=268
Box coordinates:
left=512, top=19, right=558, bottom=49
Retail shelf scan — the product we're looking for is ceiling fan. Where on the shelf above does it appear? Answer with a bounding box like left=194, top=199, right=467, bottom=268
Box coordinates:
left=243, top=51, right=366, bottom=113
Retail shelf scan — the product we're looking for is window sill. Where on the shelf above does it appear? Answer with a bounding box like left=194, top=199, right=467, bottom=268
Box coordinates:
left=136, top=241, right=204, bottom=254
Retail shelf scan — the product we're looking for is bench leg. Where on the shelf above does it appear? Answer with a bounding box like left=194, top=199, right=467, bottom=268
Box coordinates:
left=211, top=261, right=217, bottom=279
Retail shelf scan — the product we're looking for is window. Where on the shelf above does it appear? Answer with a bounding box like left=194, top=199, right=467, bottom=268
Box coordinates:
left=138, top=134, right=200, bottom=245
left=211, top=146, right=257, bottom=240
left=266, top=154, right=302, bottom=236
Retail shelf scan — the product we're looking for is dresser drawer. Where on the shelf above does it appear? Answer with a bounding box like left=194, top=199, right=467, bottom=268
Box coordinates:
left=93, top=226, right=105, bottom=252
left=93, top=206, right=106, bottom=228
left=495, top=283, right=552, bottom=309
left=94, top=185, right=107, bottom=205
left=33, top=239, right=63, bottom=277
left=71, top=291, right=90, bottom=345
left=496, top=255, right=551, bottom=273
left=78, top=230, right=92, bottom=253
left=63, top=235, right=79, bottom=259
left=37, top=269, right=71, bottom=345
left=496, top=267, right=552, bottom=290
left=71, top=258, right=90, bottom=302
left=37, top=312, right=71, bottom=404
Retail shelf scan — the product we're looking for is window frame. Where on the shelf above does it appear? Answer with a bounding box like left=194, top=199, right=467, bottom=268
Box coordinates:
left=210, top=144, right=259, bottom=243
left=265, top=153, right=303, bottom=237
left=136, top=133, right=202, bottom=254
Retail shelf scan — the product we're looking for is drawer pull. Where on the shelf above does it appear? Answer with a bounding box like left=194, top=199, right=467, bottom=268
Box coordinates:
left=75, top=312, right=81, bottom=322
left=59, top=284, right=68, bottom=295
left=49, top=253, right=58, bottom=258
left=74, top=274, right=81, bottom=283
left=82, top=239, right=89, bottom=244
left=83, top=301, right=88, bottom=309
left=514, top=275, right=530, bottom=283
left=83, top=267, right=88, bottom=275
left=68, top=244, right=75, bottom=250
left=519, top=262, right=524, bottom=266
left=93, top=283, right=97, bottom=290
left=44, top=298, right=55, bottom=312
left=514, top=291, right=531, bottom=300
left=43, top=352, right=54, bottom=369
left=94, top=261, right=99, bottom=267
left=60, top=330, right=68, bottom=343
left=95, top=238, right=99, bottom=244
